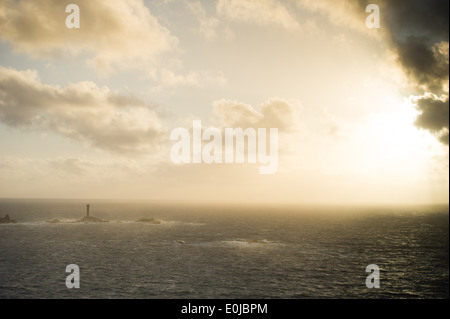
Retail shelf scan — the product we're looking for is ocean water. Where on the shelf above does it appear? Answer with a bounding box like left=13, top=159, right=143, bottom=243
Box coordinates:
left=0, top=200, right=448, bottom=299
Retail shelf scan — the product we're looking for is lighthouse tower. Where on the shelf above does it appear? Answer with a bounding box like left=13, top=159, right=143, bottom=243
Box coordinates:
left=86, top=204, right=90, bottom=217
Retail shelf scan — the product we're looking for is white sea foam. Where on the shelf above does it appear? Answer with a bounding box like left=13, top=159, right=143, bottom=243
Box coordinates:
left=220, top=238, right=282, bottom=247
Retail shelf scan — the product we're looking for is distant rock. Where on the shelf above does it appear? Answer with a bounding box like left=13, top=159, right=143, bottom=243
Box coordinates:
left=0, top=214, right=17, bottom=224
left=47, top=219, right=61, bottom=224
left=248, top=240, right=267, bottom=244
left=136, top=218, right=161, bottom=224
left=78, top=216, right=108, bottom=223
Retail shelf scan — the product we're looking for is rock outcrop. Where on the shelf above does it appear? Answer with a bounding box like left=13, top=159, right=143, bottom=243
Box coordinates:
left=47, top=219, right=61, bottom=224
left=136, top=218, right=161, bottom=224
left=78, top=216, right=108, bottom=223
left=0, top=214, right=17, bottom=224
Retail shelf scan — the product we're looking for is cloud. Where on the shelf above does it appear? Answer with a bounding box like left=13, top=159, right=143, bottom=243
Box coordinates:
left=47, top=158, right=88, bottom=175
left=386, top=1, right=449, bottom=93
left=187, top=1, right=220, bottom=40
left=213, top=98, right=299, bottom=131
left=213, top=99, right=262, bottom=127
left=45, top=157, right=148, bottom=177
left=155, top=68, right=227, bottom=89
left=297, top=0, right=367, bottom=30
left=217, top=0, right=300, bottom=31
left=0, top=155, right=159, bottom=198
left=0, top=66, right=165, bottom=154
left=380, top=0, right=449, bottom=145
left=383, top=0, right=448, bottom=43
left=411, top=93, right=449, bottom=144
left=301, top=0, right=449, bottom=144
left=321, top=108, right=346, bottom=139
left=0, top=0, right=177, bottom=74
left=395, top=40, right=447, bottom=90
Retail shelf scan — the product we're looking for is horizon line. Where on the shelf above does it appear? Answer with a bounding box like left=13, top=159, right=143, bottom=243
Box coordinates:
left=0, top=197, right=448, bottom=207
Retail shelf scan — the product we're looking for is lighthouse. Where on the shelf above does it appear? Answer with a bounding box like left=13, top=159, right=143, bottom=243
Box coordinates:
left=78, top=204, right=106, bottom=223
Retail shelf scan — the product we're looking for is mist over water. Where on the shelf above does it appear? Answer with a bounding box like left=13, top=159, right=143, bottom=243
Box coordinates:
left=0, top=200, right=448, bottom=299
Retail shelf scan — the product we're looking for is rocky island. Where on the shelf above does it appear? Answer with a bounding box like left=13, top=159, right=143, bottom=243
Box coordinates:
left=0, top=214, right=17, bottom=224
left=78, top=204, right=108, bottom=223
left=78, top=215, right=108, bottom=223
left=136, top=218, right=161, bottom=224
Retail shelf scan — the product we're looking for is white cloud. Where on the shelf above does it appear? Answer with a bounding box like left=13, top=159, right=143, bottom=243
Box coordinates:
left=217, top=0, right=301, bottom=31
left=0, top=66, right=165, bottom=154
left=213, top=98, right=299, bottom=131
left=157, top=68, right=227, bottom=89
left=187, top=1, right=220, bottom=40
left=296, top=0, right=384, bottom=38
left=213, top=99, right=262, bottom=127
left=297, top=0, right=364, bottom=29
left=0, top=0, right=177, bottom=74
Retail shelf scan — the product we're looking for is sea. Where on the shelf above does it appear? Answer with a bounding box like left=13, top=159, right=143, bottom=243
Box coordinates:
left=0, top=199, right=448, bottom=299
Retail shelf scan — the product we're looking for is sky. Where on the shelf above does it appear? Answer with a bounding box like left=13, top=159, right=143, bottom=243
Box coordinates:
left=0, top=0, right=448, bottom=204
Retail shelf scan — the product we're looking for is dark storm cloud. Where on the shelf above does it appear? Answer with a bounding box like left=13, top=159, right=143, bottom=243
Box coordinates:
left=383, top=0, right=448, bottom=40
left=303, top=0, right=449, bottom=144
left=380, top=0, right=449, bottom=144
left=385, top=0, right=449, bottom=92
left=415, top=94, right=449, bottom=144
left=396, top=39, right=448, bottom=90
left=415, top=96, right=449, bottom=132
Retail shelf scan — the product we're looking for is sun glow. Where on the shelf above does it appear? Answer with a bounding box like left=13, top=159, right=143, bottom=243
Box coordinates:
left=363, top=96, right=440, bottom=176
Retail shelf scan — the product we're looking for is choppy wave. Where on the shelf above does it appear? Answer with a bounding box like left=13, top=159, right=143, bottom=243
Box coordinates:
left=219, top=238, right=283, bottom=247
left=1, top=202, right=448, bottom=299
left=0, top=219, right=205, bottom=226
